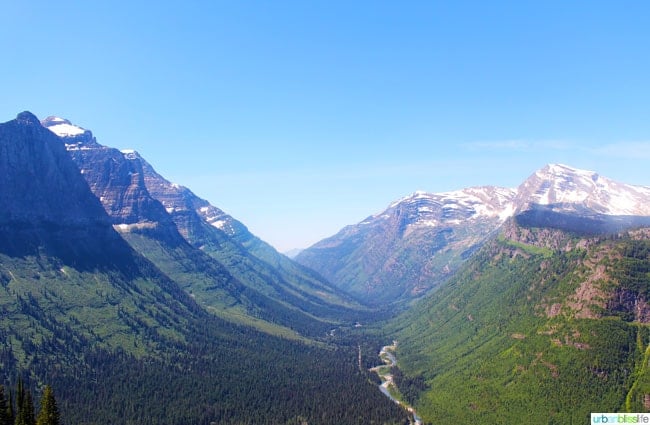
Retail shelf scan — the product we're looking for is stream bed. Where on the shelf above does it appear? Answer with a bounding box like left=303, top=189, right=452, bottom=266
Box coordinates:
left=370, top=342, right=423, bottom=425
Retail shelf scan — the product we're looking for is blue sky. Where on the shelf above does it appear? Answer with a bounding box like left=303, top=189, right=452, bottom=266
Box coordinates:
left=2, top=1, right=650, bottom=251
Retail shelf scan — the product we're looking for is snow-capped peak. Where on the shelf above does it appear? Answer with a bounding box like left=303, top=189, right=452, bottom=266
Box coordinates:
left=365, top=163, right=650, bottom=235
left=516, top=163, right=650, bottom=216
left=375, top=186, right=517, bottom=230
left=41, top=116, right=88, bottom=137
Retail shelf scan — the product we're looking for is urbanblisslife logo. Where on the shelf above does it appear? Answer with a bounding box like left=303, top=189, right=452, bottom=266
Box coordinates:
left=591, top=413, right=650, bottom=423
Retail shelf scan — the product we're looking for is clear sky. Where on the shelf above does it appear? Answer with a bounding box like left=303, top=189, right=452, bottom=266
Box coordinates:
left=2, top=1, right=650, bottom=251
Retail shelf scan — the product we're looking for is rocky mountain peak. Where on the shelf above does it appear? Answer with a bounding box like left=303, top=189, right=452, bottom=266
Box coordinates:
left=0, top=112, right=108, bottom=225
left=41, top=115, right=97, bottom=148
left=0, top=112, right=138, bottom=269
left=298, top=163, right=650, bottom=303
left=42, top=116, right=88, bottom=136
left=515, top=163, right=650, bottom=216
left=16, top=111, right=41, bottom=124
left=376, top=186, right=516, bottom=231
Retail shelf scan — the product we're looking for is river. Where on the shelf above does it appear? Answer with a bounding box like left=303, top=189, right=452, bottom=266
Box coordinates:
left=370, top=342, right=423, bottom=425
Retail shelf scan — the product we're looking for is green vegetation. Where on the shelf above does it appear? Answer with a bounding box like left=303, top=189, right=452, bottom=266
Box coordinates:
left=389, top=229, right=650, bottom=424
left=0, top=250, right=408, bottom=425
left=121, top=229, right=367, bottom=339
left=0, top=379, right=59, bottom=425
left=35, top=386, right=59, bottom=425
left=497, top=234, right=554, bottom=257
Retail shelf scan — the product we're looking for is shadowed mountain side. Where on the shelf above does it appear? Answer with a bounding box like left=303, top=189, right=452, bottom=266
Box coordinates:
left=515, top=206, right=650, bottom=234
left=135, top=150, right=365, bottom=313
left=43, top=116, right=368, bottom=336
left=0, top=112, right=143, bottom=274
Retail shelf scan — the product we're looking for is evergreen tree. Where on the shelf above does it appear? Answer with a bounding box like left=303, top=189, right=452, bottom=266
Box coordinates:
left=14, top=379, right=35, bottom=425
left=14, top=379, right=24, bottom=424
left=22, top=392, right=35, bottom=425
left=0, top=386, right=11, bottom=425
left=35, top=387, right=59, bottom=425
left=7, top=391, right=14, bottom=425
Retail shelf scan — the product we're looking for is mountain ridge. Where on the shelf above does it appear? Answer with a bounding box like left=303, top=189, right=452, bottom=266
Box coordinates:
left=42, top=115, right=366, bottom=337
left=296, top=163, right=650, bottom=304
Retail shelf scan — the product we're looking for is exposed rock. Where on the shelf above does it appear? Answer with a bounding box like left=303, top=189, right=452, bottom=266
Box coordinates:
left=0, top=112, right=141, bottom=271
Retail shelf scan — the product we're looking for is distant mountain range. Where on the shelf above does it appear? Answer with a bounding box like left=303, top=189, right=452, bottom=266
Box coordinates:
left=296, top=163, right=650, bottom=304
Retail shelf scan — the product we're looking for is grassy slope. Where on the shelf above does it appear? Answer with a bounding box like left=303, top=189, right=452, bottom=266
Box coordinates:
left=389, top=228, right=650, bottom=424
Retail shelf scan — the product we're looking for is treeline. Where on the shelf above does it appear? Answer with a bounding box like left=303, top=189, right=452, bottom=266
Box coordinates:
left=0, top=379, right=59, bottom=425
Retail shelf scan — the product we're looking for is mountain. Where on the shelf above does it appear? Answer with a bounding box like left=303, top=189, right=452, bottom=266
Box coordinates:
left=284, top=248, right=304, bottom=259
left=296, top=186, right=516, bottom=303
left=0, top=112, right=160, bottom=277
left=514, top=163, right=650, bottom=233
left=296, top=164, right=650, bottom=304
left=515, top=164, right=650, bottom=216
left=387, top=221, right=650, bottom=423
left=42, top=116, right=365, bottom=338
left=1, top=112, right=409, bottom=424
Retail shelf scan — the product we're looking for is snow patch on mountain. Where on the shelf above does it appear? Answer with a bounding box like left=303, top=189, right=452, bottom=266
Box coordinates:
left=359, top=163, right=650, bottom=238
left=121, top=149, right=140, bottom=160
left=41, top=116, right=87, bottom=137
left=516, top=163, right=650, bottom=216
left=378, top=186, right=517, bottom=230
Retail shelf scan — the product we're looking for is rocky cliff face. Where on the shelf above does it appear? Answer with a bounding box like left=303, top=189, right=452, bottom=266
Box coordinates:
left=515, top=163, right=650, bottom=216
left=514, top=163, right=650, bottom=233
left=0, top=112, right=143, bottom=271
left=127, top=149, right=244, bottom=244
left=42, top=118, right=172, bottom=228
left=1, top=112, right=108, bottom=225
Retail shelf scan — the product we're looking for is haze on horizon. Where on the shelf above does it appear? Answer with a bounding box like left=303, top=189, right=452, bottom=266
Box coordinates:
left=2, top=1, right=650, bottom=251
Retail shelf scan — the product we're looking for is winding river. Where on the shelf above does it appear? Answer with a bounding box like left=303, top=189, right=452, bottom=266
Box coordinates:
left=370, top=342, right=423, bottom=425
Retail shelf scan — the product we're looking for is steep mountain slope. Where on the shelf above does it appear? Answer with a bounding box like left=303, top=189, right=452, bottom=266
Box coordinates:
left=297, top=186, right=516, bottom=303
left=389, top=222, right=650, bottom=423
left=133, top=148, right=364, bottom=315
left=0, top=111, right=211, bottom=374
left=0, top=112, right=409, bottom=425
left=516, top=164, right=650, bottom=216
left=0, top=112, right=129, bottom=269
left=297, top=164, right=650, bottom=304
left=42, top=116, right=364, bottom=337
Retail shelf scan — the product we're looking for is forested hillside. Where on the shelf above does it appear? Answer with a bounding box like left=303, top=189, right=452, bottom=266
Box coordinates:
left=389, top=223, right=650, bottom=423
